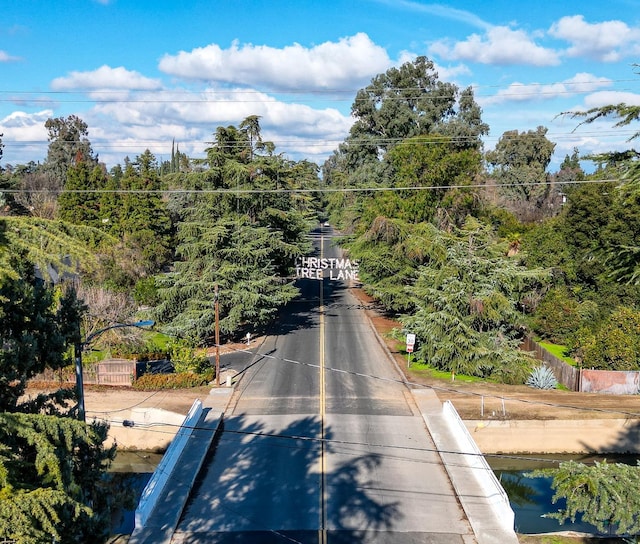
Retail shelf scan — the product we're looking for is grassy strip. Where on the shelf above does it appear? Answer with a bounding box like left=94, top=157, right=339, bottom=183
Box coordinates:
left=408, top=363, right=485, bottom=383
left=537, top=340, right=577, bottom=366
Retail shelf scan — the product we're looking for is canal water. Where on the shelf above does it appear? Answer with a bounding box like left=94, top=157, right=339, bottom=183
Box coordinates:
left=109, top=451, right=163, bottom=534
left=488, top=453, right=639, bottom=536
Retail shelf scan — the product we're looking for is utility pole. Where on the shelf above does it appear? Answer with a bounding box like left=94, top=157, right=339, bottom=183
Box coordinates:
left=74, top=331, right=86, bottom=423
left=214, top=284, right=221, bottom=387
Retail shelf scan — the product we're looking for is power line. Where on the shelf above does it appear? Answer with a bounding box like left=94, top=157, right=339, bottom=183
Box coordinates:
left=96, top=414, right=611, bottom=469
left=0, top=178, right=622, bottom=196
left=230, top=344, right=640, bottom=419
left=2, top=128, right=638, bottom=149
left=108, top=341, right=636, bottom=425
left=1, top=76, right=639, bottom=102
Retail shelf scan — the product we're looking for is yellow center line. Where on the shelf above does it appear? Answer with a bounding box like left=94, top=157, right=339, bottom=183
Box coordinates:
left=319, top=232, right=327, bottom=543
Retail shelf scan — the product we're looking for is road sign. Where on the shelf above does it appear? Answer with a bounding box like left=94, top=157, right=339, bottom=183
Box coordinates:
left=406, top=333, right=416, bottom=350
left=405, top=333, right=416, bottom=367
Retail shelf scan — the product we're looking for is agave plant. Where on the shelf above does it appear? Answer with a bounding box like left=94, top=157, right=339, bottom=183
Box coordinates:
left=526, top=365, right=558, bottom=390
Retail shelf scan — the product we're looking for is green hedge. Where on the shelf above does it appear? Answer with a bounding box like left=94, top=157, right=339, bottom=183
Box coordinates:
left=132, top=370, right=214, bottom=391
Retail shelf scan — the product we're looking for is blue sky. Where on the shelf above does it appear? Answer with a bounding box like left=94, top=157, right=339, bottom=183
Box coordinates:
left=2, top=0, right=640, bottom=170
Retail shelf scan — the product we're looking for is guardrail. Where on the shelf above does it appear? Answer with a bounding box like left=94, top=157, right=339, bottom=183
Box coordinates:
left=134, top=399, right=203, bottom=530
left=442, top=400, right=514, bottom=533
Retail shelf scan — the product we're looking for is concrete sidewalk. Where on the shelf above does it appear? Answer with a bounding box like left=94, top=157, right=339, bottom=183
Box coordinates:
left=413, top=389, right=519, bottom=544
left=128, top=389, right=232, bottom=544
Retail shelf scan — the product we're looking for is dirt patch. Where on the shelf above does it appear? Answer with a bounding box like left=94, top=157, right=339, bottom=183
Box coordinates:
left=352, top=287, right=640, bottom=422
left=22, top=384, right=212, bottom=416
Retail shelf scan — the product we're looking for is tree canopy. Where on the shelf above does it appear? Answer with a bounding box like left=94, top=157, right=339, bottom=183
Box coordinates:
left=2, top=59, right=640, bottom=539
left=44, top=115, right=96, bottom=185
left=535, top=460, right=640, bottom=536
left=0, top=263, right=83, bottom=413
left=401, top=218, right=547, bottom=383
left=154, top=117, right=313, bottom=341
left=343, top=56, right=488, bottom=168
left=0, top=413, right=118, bottom=543
left=486, top=126, right=557, bottom=220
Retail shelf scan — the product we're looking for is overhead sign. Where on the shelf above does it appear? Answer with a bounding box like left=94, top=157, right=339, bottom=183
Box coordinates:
left=295, top=256, right=359, bottom=281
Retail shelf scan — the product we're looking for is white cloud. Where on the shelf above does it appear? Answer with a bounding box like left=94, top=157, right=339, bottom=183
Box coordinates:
left=549, top=15, right=640, bottom=62
left=482, top=73, right=611, bottom=106
left=432, top=61, right=472, bottom=82
left=51, top=65, right=163, bottom=91
left=0, top=110, right=51, bottom=139
left=77, top=85, right=354, bottom=166
left=0, top=110, right=52, bottom=164
left=158, top=33, right=392, bottom=90
left=429, top=26, right=560, bottom=66
left=583, top=90, right=640, bottom=108
left=0, top=50, right=20, bottom=62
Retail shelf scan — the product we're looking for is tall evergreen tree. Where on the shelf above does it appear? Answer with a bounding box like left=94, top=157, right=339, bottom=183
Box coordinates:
left=0, top=412, right=119, bottom=543
left=535, top=460, right=640, bottom=535
left=485, top=126, right=557, bottom=220
left=0, top=259, right=84, bottom=413
left=401, top=218, right=547, bottom=383
left=339, top=56, right=487, bottom=169
left=44, top=115, right=96, bottom=186
left=323, top=56, right=487, bottom=232
left=154, top=118, right=312, bottom=341
left=57, top=161, right=106, bottom=227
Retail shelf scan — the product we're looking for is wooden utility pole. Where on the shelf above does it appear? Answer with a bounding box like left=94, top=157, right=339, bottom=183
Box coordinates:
left=214, top=284, right=221, bottom=387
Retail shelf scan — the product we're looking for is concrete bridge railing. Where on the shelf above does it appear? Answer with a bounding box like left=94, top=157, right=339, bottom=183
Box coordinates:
left=134, top=399, right=203, bottom=530
left=442, top=400, right=514, bottom=533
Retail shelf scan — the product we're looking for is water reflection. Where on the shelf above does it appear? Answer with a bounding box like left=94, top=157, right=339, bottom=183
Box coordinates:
left=109, top=451, right=161, bottom=535
left=488, top=454, right=638, bottom=536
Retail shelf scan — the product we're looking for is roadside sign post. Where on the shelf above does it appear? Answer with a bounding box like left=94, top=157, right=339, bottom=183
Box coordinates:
left=406, top=333, right=416, bottom=368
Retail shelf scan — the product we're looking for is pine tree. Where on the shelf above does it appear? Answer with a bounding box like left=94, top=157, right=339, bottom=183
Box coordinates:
left=0, top=216, right=112, bottom=284
left=154, top=118, right=312, bottom=341
left=57, top=160, right=105, bottom=227
left=0, top=259, right=84, bottom=413
left=534, top=460, right=640, bottom=535
left=401, top=218, right=547, bottom=383
left=0, top=412, right=118, bottom=543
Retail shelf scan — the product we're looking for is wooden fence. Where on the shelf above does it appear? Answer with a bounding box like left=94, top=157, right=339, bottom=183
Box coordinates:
left=33, top=359, right=174, bottom=387
left=34, top=359, right=136, bottom=386
left=521, top=336, right=580, bottom=391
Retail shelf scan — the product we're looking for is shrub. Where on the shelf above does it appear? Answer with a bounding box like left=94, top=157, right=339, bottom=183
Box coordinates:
left=168, top=340, right=210, bottom=373
left=531, top=287, right=583, bottom=344
left=133, top=276, right=159, bottom=306
left=132, top=370, right=214, bottom=391
left=526, top=365, right=558, bottom=390
left=582, top=306, right=640, bottom=370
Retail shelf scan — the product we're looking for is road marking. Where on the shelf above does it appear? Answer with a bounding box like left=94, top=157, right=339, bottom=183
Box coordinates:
left=319, top=231, right=327, bottom=544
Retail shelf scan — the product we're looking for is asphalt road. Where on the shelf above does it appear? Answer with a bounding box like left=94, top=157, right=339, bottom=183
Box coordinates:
left=174, top=227, right=474, bottom=543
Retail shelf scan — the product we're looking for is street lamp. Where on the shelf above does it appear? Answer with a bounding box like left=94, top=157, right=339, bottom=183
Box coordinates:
left=75, top=320, right=155, bottom=422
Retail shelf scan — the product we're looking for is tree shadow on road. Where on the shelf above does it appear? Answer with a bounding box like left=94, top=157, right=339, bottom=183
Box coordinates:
left=177, top=414, right=401, bottom=543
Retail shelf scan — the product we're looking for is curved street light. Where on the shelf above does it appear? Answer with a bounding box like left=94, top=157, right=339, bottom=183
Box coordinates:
left=75, top=320, right=155, bottom=422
